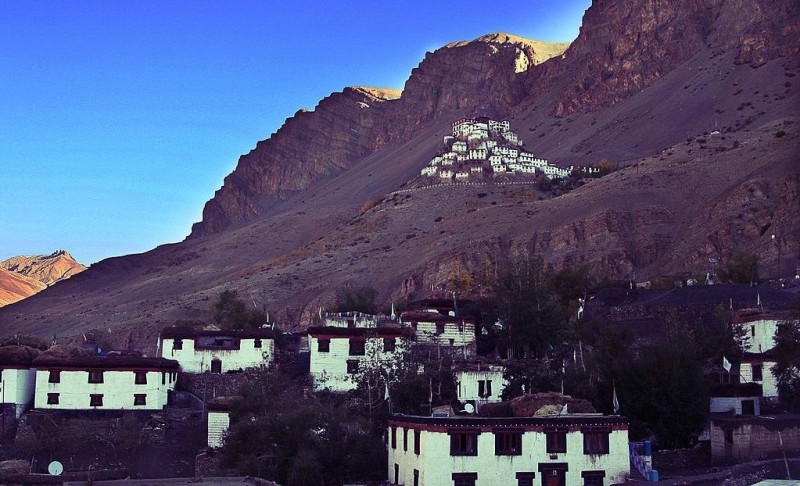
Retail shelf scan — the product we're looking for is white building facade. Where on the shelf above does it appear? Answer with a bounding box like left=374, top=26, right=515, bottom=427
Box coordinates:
left=308, top=326, right=410, bottom=392
left=388, top=414, right=630, bottom=486
left=32, top=355, right=178, bottom=411
left=401, top=310, right=477, bottom=360
left=456, top=364, right=506, bottom=411
left=159, top=328, right=276, bottom=374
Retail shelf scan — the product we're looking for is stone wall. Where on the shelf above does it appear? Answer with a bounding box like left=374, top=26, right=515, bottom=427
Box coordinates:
left=177, top=370, right=263, bottom=401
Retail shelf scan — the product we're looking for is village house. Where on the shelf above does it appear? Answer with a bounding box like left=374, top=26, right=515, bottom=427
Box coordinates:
left=400, top=309, right=477, bottom=360
left=308, top=325, right=411, bottom=392
left=32, top=353, right=178, bottom=410
left=710, top=413, right=800, bottom=463
left=0, top=346, right=38, bottom=418
left=455, top=363, right=506, bottom=412
left=159, top=327, right=276, bottom=374
left=733, top=309, right=791, bottom=354
left=455, top=171, right=470, bottom=180
left=440, top=169, right=454, bottom=180
left=421, top=166, right=437, bottom=177
left=452, top=141, right=467, bottom=153
left=387, top=413, right=629, bottom=486
left=739, top=352, right=779, bottom=399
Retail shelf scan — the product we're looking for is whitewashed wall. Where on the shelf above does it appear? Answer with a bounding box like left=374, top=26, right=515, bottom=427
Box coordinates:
left=161, top=337, right=274, bottom=373
left=456, top=369, right=506, bottom=408
left=207, top=410, right=231, bottom=448
left=739, top=318, right=780, bottom=353
left=710, top=395, right=761, bottom=415
left=0, top=368, right=36, bottom=418
left=309, top=335, right=407, bottom=392
left=388, top=423, right=629, bottom=486
left=740, top=361, right=778, bottom=398
left=34, top=369, right=176, bottom=410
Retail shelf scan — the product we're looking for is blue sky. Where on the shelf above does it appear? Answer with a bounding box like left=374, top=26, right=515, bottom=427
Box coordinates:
left=0, top=0, right=590, bottom=265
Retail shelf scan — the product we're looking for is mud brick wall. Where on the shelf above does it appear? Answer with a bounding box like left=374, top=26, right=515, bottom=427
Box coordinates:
left=177, top=369, right=262, bottom=401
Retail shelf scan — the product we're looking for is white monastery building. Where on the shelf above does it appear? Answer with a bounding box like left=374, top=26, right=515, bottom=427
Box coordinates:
left=388, top=413, right=630, bottom=486
left=159, top=327, right=276, bottom=374
left=0, top=346, right=38, bottom=418
left=455, top=363, right=506, bottom=412
left=401, top=310, right=477, bottom=360
left=308, top=325, right=411, bottom=392
left=421, top=116, right=579, bottom=182
left=32, top=354, right=178, bottom=411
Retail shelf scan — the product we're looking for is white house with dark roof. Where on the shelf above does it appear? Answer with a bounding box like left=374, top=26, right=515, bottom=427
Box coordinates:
left=308, top=325, right=411, bottom=392
left=401, top=309, right=477, bottom=360
left=32, top=354, right=178, bottom=410
left=159, top=327, right=275, bottom=374
left=387, top=413, right=629, bottom=486
left=0, top=346, right=39, bottom=418
left=455, top=363, right=506, bottom=411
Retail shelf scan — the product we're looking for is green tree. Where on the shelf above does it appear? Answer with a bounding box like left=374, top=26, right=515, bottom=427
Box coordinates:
left=335, top=285, right=378, bottom=314
left=719, top=251, right=760, bottom=284
left=773, top=319, right=800, bottom=411
left=211, top=290, right=268, bottom=330
left=490, top=249, right=568, bottom=359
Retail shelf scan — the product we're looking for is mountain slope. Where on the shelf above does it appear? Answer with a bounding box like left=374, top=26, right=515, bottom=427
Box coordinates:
left=0, top=250, right=86, bottom=306
left=0, top=0, right=797, bottom=347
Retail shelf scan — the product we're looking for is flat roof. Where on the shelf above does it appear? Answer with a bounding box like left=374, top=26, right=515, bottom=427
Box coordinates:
left=160, top=327, right=275, bottom=339
left=389, top=413, right=627, bottom=429
left=33, top=354, right=179, bottom=370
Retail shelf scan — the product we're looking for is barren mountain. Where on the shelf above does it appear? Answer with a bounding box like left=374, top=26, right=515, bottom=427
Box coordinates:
left=0, top=251, right=85, bottom=307
left=1, top=0, right=798, bottom=349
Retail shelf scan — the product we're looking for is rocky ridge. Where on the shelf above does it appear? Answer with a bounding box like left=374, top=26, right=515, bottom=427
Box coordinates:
left=0, top=250, right=86, bottom=307
left=0, top=0, right=797, bottom=344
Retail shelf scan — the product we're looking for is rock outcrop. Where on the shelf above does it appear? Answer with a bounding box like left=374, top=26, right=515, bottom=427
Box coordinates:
left=0, top=250, right=86, bottom=306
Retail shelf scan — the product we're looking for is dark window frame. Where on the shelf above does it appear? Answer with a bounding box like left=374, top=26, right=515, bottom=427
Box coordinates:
left=582, top=470, right=606, bottom=486
left=752, top=363, right=763, bottom=382
left=48, top=370, right=61, bottom=383
left=346, top=359, right=359, bottom=374
left=384, top=337, right=396, bottom=352
left=403, top=428, right=408, bottom=451
left=134, top=393, right=146, bottom=406
left=494, top=429, right=522, bottom=455
left=449, top=429, right=479, bottom=456
left=173, top=339, right=183, bottom=350
left=516, top=472, right=535, bottom=486
left=135, top=371, right=147, bottom=385
left=349, top=338, right=365, bottom=356
left=391, top=426, right=397, bottom=449
left=254, top=338, right=262, bottom=349
left=414, top=429, right=421, bottom=455
left=583, top=428, right=610, bottom=455
left=90, top=394, right=103, bottom=407
left=47, top=393, right=59, bottom=405
left=452, top=472, right=477, bottom=486
left=546, top=428, right=568, bottom=453
left=318, top=338, right=330, bottom=353
left=88, top=370, right=104, bottom=384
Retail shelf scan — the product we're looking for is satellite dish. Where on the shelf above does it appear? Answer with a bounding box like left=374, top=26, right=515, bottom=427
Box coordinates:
left=463, top=403, right=475, bottom=414
left=48, top=461, right=63, bottom=476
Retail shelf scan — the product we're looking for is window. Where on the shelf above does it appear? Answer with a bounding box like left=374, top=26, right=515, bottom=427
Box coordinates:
left=211, top=358, right=222, bottom=374
left=135, top=371, right=147, bottom=384
left=436, top=323, right=445, bottom=334
left=349, top=339, right=365, bottom=356
left=742, top=399, right=756, bottom=416
left=318, top=338, right=330, bottom=353
left=173, top=339, right=183, bottom=350
left=254, top=339, right=262, bottom=349
left=752, top=364, right=763, bottom=381
left=48, top=370, right=61, bottom=383
left=582, top=470, right=605, bottom=486
left=449, top=430, right=479, bottom=456
left=403, top=428, right=408, bottom=451
left=47, top=393, right=59, bottom=405
left=546, top=429, right=568, bottom=453
left=494, top=430, right=522, bottom=455
left=162, top=372, right=166, bottom=385
left=134, top=394, right=146, bottom=406
left=391, top=426, right=397, bottom=449
left=384, top=337, right=396, bottom=352
left=88, top=370, right=104, bottom=383
left=452, top=472, right=477, bottom=486
left=414, top=429, right=421, bottom=454
left=346, top=359, right=359, bottom=374
left=90, top=394, right=103, bottom=407
left=413, top=469, right=419, bottom=486
left=516, top=472, right=535, bottom=486
left=751, top=325, right=755, bottom=337
left=478, top=380, right=492, bottom=398
left=583, top=429, right=610, bottom=455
